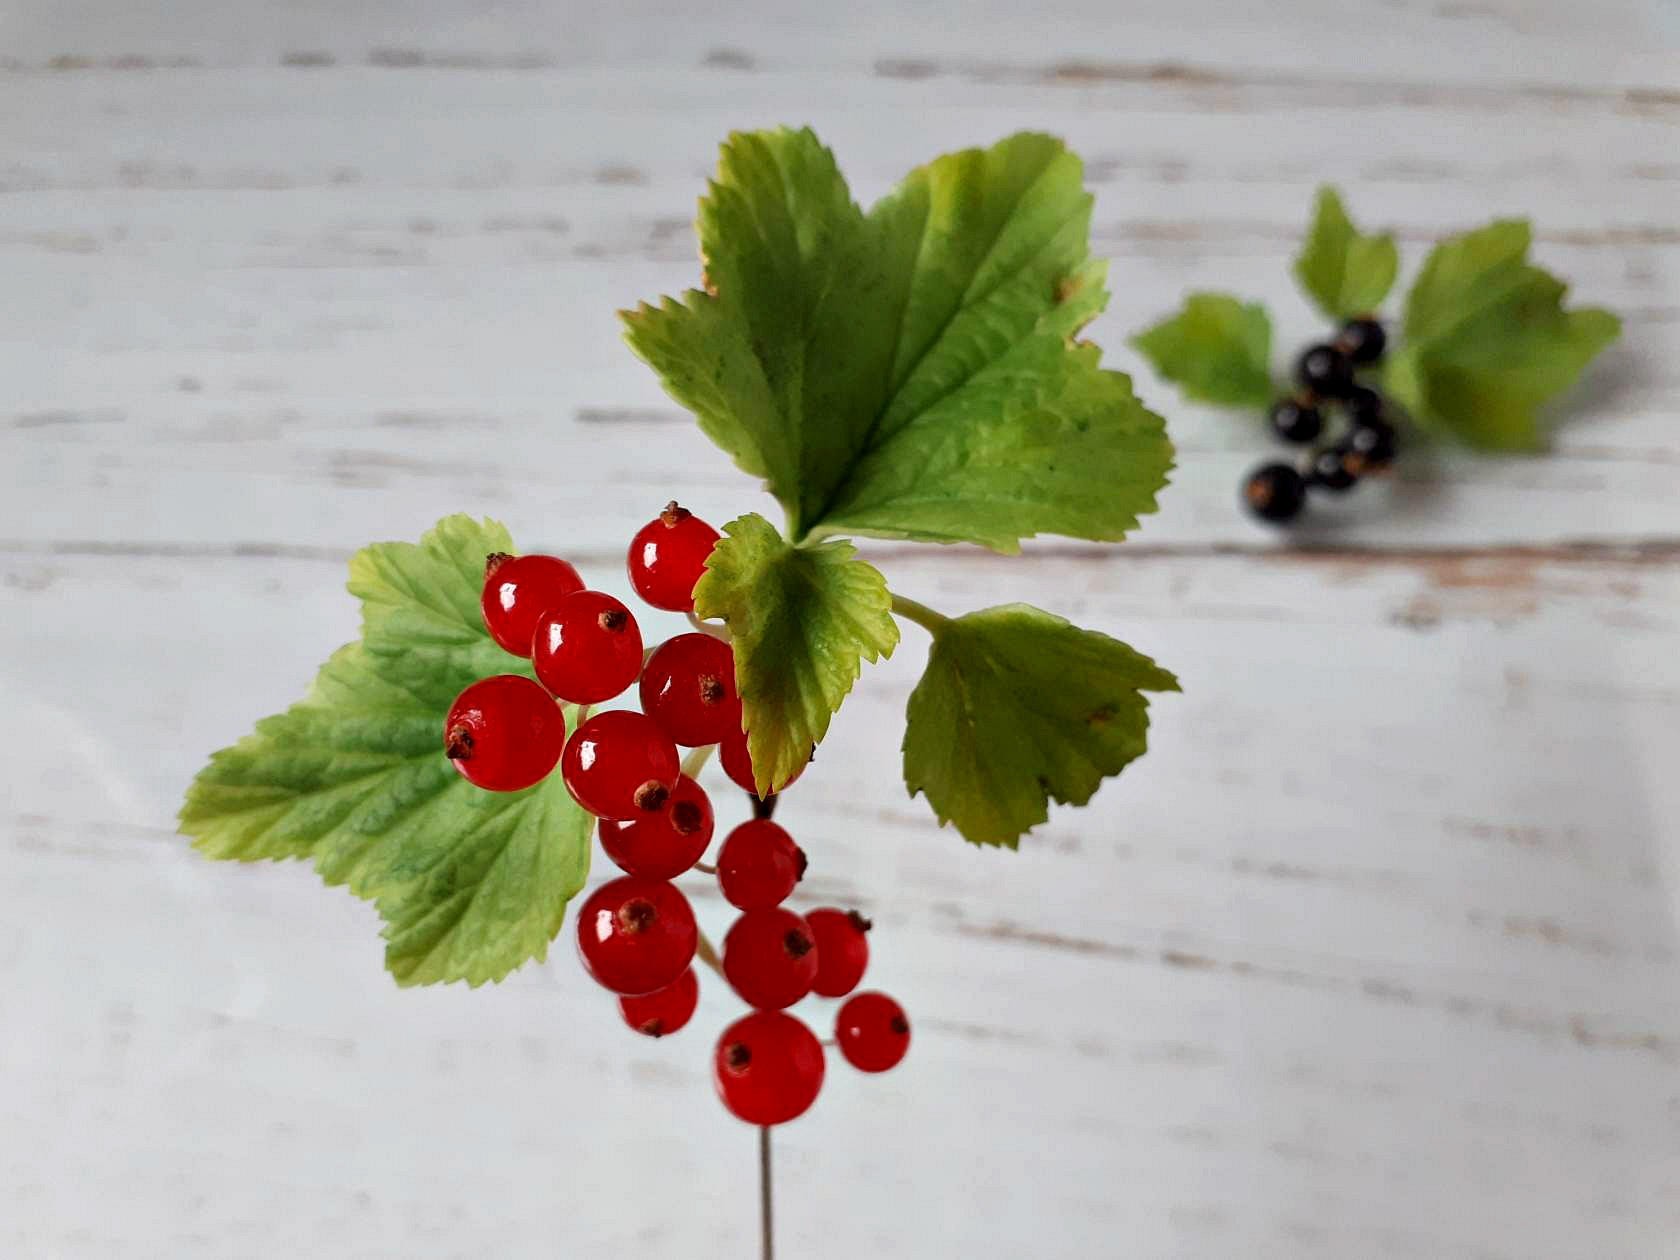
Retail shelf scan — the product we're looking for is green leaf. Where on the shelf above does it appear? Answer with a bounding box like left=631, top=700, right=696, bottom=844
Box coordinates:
left=179, top=516, right=593, bottom=987
left=623, top=127, right=1172, bottom=553
left=693, top=513, right=899, bottom=794
left=1381, top=220, right=1622, bottom=451
left=1292, top=186, right=1399, bottom=320
left=1129, top=292, right=1274, bottom=408
left=901, top=604, right=1177, bottom=847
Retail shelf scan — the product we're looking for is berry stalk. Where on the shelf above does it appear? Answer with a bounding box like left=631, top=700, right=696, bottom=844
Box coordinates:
left=681, top=743, right=717, bottom=779
left=687, top=611, right=733, bottom=642
left=888, top=593, right=951, bottom=634
left=695, top=926, right=724, bottom=979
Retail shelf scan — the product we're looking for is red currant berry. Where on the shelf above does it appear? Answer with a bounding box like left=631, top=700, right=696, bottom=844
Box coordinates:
left=716, top=820, right=807, bottom=910
left=723, top=907, right=818, bottom=1010
left=444, top=674, right=565, bottom=792
left=719, top=729, right=805, bottom=799
left=561, top=710, right=680, bottom=820
left=627, top=502, right=720, bottom=612
left=806, top=908, right=871, bottom=998
left=598, top=775, right=714, bottom=879
left=618, top=966, right=699, bottom=1038
left=835, top=991, right=910, bottom=1073
left=714, top=1010, right=825, bottom=1126
left=638, top=633, right=741, bottom=747
left=481, top=553, right=584, bottom=657
left=532, top=590, right=644, bottom=704
left=576, top=876, right=697, bottom=996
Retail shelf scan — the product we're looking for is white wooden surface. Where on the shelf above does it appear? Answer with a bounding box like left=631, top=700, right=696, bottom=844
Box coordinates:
left=3, top=2, right=1678, bottom=1256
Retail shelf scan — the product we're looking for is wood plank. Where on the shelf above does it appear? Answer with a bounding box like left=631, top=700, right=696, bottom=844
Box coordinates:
left=3, top=3, right=1675, bottom=1255
left=1, top=63, right=1673, bottom=551
left=3, top=544, right=1676, bottom=1257
left=0, top=0, right=1671, bottom=92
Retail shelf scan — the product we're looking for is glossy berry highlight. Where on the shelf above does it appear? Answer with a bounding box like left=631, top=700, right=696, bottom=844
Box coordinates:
left=444, top=674, right=566, bottom=792
left=562, top=710, right=681, bottom=820
left=1242, top=463, right=1307, bottom=524
left=1346, top=384, right=1384, bottom=428
left=720, top=729, right=804, bottom=799
left=716, top=820, right=807, bottom=910
left=806, top=908, right=871, bottom=998
left=835, top=991, right=911, bottom=1073
left=1306, top=446, right=1358, bottom=493
left=481, top=553, right=584, bottom=657
left=639, top=633, right=741, bottom=747
left=1345, top=418, right=1399, bottom=474
left=598, top=775, right=714, bottom=880
left=1337, top=316, right=1387, bottom=365
left=576, top=876, right=697, bottom=996
left=1268, top=397, right=1323, bottom=444
left=627, top=502, right=721, bottom=613
left=532, top=590, right=644, bottom=704
left=618, top=966, right=700, bottom=1038
left=714, top=1010, right=826, bottom=1126
left=723, top=907, right=819, bottom=1010
left=1295, top=343, right=1354, bottom=398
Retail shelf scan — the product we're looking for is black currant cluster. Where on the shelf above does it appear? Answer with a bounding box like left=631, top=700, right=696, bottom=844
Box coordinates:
left=1243, top=317, right=1399, bottom=524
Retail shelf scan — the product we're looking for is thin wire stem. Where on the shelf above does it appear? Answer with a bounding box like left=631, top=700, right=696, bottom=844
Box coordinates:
left=759, top=1125, right=774, bottom=1260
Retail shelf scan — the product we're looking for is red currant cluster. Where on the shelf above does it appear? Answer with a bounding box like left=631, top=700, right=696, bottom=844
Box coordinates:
left=442, top=502, right=910, bottom=1127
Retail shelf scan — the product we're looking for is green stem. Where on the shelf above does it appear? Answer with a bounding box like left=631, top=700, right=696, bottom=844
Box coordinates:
left=686, top=611, right=732, bottom=642
left=889, top=592, right=952, bottom=634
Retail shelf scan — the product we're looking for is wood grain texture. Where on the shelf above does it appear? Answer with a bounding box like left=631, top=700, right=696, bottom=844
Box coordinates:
left=1, top=1, right=1676, bottom=1257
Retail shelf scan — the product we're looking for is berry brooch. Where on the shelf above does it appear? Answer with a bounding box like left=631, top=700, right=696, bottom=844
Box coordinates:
left=1132, top=188, right=1621, bottom=524
left=179, top=128, right=1179, bottom=1242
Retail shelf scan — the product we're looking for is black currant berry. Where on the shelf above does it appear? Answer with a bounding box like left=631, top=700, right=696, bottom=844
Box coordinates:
left=1337, top=317, right=1387, bottom=365
left=1346, top=385, right=1384, bottom=428
left=1242, top=463, right=1307, bottom=523
left=1295, top=344, right=1354, bottom=397
left=1268, top=396, right=1323, bottom=444
left=1306, top=446, right=1358, bottom=493
left=1345, top=419, right=1399, bottom=474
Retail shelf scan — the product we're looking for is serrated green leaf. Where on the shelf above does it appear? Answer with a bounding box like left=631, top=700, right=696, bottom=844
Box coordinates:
left=1400, top=219, right=1532, bottom=342
left=692, top=513, right=898, bottom=794
left=1292, top=186, right=1399, bottom=320
left=1130, top=292, right=1274, bottom=408
left=179, top=516, right=593, bottom=987
left=623, top=127, right=1171, bottom=553
left=1382, top=220, right=1621, bottom=451
left=902, top=604, right=1177, bottom=847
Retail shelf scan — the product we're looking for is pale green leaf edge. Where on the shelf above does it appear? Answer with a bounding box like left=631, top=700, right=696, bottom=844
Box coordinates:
left=178, top=515, right=594, bottom=988
left=694, top=512, right=899, bottom=795
left=901, top=603, right=1179, bottom=849
left=1292, top=186, right=1399, bottom=321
